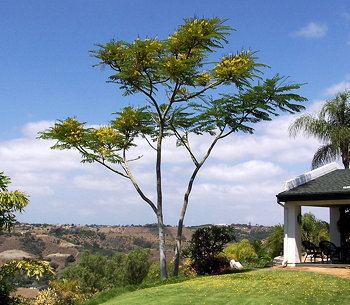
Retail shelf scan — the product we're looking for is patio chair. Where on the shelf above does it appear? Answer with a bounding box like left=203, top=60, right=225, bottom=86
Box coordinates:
left=319, top=240, right=341, bottom=263
left=302, top=241, right=323, bottom=263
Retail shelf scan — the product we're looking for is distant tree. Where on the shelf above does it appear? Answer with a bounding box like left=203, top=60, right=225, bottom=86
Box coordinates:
left=40, top=18, right=306, bottom=278
left=265, top=225, right=284, bottom=258
left=290, top=91, right=350, bottom=168
left=301, top=212, right=329, bottom=244
left=264, top=214, right=329, bottom=260
left=0, top=172, right=53, bottom=304
left=0, top=172, right=29, bottom=231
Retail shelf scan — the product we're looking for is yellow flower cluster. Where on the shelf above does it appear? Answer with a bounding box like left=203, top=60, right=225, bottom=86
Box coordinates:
left=94, top=126, right=123, bottom=157
left=214, top=53, right=254, bottom=80
left=171, top=19, right=211, bottom=41
left=95, top=126, right=120, bottom=143
left=162, top=56, right=189, bottom=79
left=54, top=118, right=85, bottom=144
left=115, top=113, right=139, bottom=131
left=167, top=18, right=214, bottom=60
left=131, top=38, right=163, bottom=72
left=195, top=72, right=211, bottom=86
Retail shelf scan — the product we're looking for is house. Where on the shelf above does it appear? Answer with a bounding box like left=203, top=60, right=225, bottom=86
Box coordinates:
left=276, top=163, right=350, bottom=266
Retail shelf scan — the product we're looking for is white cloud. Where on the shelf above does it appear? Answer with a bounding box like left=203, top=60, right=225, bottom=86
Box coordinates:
left=22, top=121, right=54, bottom=138
left=1, top=102, right=332, bottom=226
left=203, top=161, right=284, bottom=183
left=293, top=22, right=328, bottom=38
left=325, top=81, right=350, bottom=96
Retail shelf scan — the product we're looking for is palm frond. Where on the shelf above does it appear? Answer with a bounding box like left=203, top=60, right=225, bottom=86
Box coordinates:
left=311, top=143, right=339, bottom=169
left=289, top=114, right=331, bottom=142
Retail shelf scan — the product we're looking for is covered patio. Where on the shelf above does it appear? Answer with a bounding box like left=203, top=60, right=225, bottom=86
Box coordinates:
left=276, top=163, right=350, bottom=266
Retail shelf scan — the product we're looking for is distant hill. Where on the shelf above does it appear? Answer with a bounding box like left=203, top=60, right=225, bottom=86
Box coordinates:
left=0, top=222, right=274, bottom=271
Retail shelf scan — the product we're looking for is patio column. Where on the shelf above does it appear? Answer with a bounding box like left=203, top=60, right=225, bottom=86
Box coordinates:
left=283, top=202, right=301, bottom=266
left=330, top=206, right=341, bottom=247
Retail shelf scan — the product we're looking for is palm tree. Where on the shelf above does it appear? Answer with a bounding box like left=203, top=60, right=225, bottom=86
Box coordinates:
left=289, top=91, right=350, bottom=169
left=0, top=171, right=29, bottom=231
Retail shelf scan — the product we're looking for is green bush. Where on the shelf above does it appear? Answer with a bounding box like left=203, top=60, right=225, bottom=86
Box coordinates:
left=185, top=226, right=235, bottom=275
left=264, top=225, right=284, bottom=258
left=263, top=214, right=330, bottom=260
left=0, top=259, right=53, bottom=305
left=145, top=261, right=191, bottom=283
left=223, top=239, right=272, bottom=268
left=224, top=239, right=258, bottom=262
left=124, top=249, right=151, bottom=285
left=61, top=252, right=124, bottom=293
left=301, top=212, right=329, bottom=244
left=32, top=279, right=87, bottom=305
left=61, top=250, right=151, bottom=293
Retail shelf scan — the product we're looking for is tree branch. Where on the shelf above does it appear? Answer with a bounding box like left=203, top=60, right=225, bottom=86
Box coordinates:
left=142, top=135, right=157, bottom=151
left=170, top=124, right=199, bottom=166
left=174, top=81, right=222, bottom=103
left=76, top=146, right=129, bottom=179
left=122, top=149, right=158, bottom=214
left=126, top=155, right=143, bottom=162
left=162, top=80, right=181, bottom=121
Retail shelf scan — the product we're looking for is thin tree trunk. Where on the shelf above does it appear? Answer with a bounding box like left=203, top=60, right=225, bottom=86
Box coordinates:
left=157, top=212, right=168, bottom=279
left=173, top=166, right=200, bottom=276
left=156, top=127, right=168, bottom=279
left=341, top=146, right=349, bottom=169
left=173, top=133, right=223, bottom=276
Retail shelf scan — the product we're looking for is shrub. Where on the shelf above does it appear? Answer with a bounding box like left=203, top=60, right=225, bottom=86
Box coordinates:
left=185, top=226, right=235, bottom=275
left=145, top=261, right=176, bottom=282
left=61, top=252, right=124, bottom=293
left=32, top=280, right=86, bottom=305
left=124, top=249, right=151, bottom=285
left=224, top=239, right=258, bottom=262
left=179, top=259, right=196, bottom=277
left=264, top=225, right=284, bottom=258
left=301, top=212, right=329, bottom=244
left=61, top=250, right=151, bottom=293
left=0, top=259, right=53, bottom=305
left=32, top=289, right=60, bottom=305
left=224, top=239, right=273, bottom=267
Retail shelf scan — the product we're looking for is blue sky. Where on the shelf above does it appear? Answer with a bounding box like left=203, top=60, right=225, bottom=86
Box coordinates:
left=1, top=1, right=350, bottom=225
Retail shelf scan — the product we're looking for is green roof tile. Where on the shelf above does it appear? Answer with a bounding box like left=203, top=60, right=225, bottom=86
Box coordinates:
left=276, top=169, right=350, bottom=202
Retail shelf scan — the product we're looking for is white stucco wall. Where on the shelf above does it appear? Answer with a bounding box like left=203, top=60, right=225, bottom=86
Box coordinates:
left=283, top=202, right=301, bottom=266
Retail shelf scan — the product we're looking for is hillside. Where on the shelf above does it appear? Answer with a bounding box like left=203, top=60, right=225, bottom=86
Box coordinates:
left=0, top=222, right=273, bottom=271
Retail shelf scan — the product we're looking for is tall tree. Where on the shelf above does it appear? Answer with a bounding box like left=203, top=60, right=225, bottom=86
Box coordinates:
left=289, top=91, right=350, bottom=169
left=0, top=173, right=53, bottom=304
left=0, top=172, right=29, bottom=231
left=40, top=18, right=306, bottom=278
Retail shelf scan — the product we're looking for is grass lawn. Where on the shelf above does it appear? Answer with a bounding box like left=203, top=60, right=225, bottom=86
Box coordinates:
left=98, top=269, right=350, bottom=305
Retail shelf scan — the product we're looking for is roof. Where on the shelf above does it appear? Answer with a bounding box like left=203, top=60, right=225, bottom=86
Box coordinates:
left=277, top=169, right=350, bottom=202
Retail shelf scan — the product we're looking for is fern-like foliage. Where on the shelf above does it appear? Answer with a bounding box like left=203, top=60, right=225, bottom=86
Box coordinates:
left=0, top=172, right=29, bottom=231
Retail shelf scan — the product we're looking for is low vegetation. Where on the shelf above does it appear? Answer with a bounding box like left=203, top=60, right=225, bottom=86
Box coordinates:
left=61, top=250, right=151, bottom=294
left=1, top=212, right=336, bottom=305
